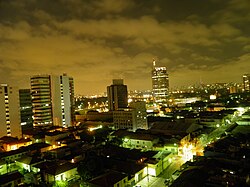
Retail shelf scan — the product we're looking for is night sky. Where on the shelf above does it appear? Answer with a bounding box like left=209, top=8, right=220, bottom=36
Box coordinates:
left=0, top=0, right=250, bottom=95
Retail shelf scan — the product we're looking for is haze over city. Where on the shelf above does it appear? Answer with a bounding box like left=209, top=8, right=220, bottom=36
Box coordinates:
left=0, top=0, right=250, bottom=95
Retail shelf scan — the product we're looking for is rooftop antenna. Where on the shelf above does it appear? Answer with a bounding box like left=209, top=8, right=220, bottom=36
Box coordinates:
left=153, top=58, right=156, bottom=68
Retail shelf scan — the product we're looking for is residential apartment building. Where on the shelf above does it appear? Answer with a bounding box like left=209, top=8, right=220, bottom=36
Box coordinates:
left=0, top=84, right=21, bottom=138
left=30, top=74, right=74, bottom=127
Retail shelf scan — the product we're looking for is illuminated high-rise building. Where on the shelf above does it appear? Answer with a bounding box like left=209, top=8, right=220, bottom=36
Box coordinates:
left=30, top=74, right=74, bottom=127
left=243, top=74, right=250, bottom=92
left=152, top=59, right=169, bottom=103
left=107, top=79, right=128, bottom=111
left=19, top=89, right=33, bottom=130
left=0, top=84, right=21, bottom=138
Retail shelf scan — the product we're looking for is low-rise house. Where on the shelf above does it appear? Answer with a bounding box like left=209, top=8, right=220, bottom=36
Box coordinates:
left=101, top=157, right=146, bottom=186
left=0, top=171, right=24, bottom=187
left=199, top=111, right=227, bottom=127
left=16, top=156, right=44, bottom=173
left=145, top=151, right=173, bottom=177
left=25, top=142, right=52, bottom=155
left=150, top=121, right=201, bottom=137
left=154, top=137, right=179, bottom=154
left=47, top=146, right=71, bottom=159
left=88, top=170, right=128, bottom=187
left=0, top=147, right=28, bottom=163
left=111, top=129, right=159, bottom=150
left=0, top=136, right=32, bottom=151
left=34, top=161, right=79, bottom=184
left=45, top=131, right=70, bottom=145
left=22, top=129, right=45, bottom=143
left=97, top=145, right=171, bottom=177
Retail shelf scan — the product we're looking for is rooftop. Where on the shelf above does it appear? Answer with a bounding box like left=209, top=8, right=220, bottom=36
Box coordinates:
left=0, top=171, right=23, bottom=185
left=89, top=170, right=127, bottom=187
left=34, top=161, right=77, bottom=175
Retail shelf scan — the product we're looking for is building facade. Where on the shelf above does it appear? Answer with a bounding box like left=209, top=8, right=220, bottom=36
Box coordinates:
left=19, top=89, right=33, bottom=130
left=152, top=60, right=169, bottom=103
left=243, top=74, right=250, bottom=92
left=0, top=84, right=21, bottom=138
left=107, top=79, right=128, bottom=111
left=113, top=102, right=148, bottom=132
left=129, top=101, right=148, bottom=130
left=113, top=109, right=136, bottom=131
left=30, top=74, right=74, bottom=127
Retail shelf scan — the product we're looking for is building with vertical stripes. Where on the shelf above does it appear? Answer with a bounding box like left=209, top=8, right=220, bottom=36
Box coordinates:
left=0, top=84, right=21, bottom=138
left=30, top=74, right=74, bottom=127
left=152, top=59, right=169, bottom=103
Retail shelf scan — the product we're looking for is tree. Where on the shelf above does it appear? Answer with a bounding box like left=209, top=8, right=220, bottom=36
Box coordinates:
left=77, top=152, right=104, bottom=181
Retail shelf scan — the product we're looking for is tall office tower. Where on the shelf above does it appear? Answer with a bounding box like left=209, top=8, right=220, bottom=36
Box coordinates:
left=129, top=101, right=148, bottom=130
left=107, top=79, right=128, bottom=111
left=19, top=89, right=33, bottom=130
left=243, top=74, right=250, bottom=92
left=152, top=59, right=169, bottom=103
left=31, top=74, right=74, bottom=127
left=0, top=84, right=21, bottom=138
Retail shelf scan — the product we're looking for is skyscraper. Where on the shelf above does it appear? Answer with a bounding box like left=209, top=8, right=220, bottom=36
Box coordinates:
left=152, top=59, right=169, bottom=103
left=107, top=79, right=128, bottom=111
left=19, top=89, right=33, bottom=130
left=243, top=74, right=250, bottom=92
left=0, top=84, right=21, bottom=138
left=30, top=74, right=74, bottom=127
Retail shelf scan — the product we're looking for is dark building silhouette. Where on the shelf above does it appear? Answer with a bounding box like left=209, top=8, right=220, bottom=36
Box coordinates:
left=107, top=79, right=128, bottom=111
left=19, top=89, right=33, bottom=130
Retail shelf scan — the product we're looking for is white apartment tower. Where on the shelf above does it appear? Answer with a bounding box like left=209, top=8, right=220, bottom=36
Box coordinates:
left=31, top=74, right=74, bottom=127
left=0, top=84, right=21, bottom=138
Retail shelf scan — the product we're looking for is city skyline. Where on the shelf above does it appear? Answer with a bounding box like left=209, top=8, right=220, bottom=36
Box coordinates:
left=0, top=0, right=250, bottom=95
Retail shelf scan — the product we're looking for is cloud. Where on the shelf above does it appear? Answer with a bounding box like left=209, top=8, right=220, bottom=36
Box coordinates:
left=0, top=0, right=249, bottom=94
left=56, top=16, right=223, bottom=48
left=0, top=21, right=31, bottom=41
left=171, top=52, right=250, bottom=87
left=92, top=0, right=135, bottom=14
